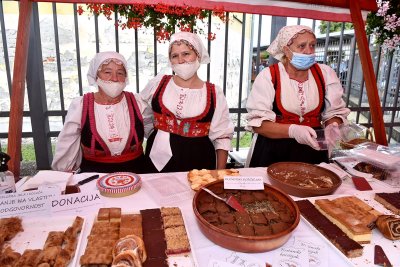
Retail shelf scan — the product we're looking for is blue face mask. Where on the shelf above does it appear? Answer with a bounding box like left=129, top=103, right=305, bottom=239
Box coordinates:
left=289, top=49, right=316, bottom=70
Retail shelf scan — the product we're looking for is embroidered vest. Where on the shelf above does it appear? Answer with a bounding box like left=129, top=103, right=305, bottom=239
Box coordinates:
left=151, top=75, right=216, bottom=137
left=269, top=63, right=325, bottom=128
left=80, top=92, right=144, bottom=163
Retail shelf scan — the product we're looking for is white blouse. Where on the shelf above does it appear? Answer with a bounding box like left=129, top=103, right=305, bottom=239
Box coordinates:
left=52, top=94, right=146, bottom=172
left=138, top=74, right=234, bottom=151
left=246, top=62, right=350, bottom=131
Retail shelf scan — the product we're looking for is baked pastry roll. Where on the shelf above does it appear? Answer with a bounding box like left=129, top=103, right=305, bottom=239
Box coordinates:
left=113, top=235, right=147, bottom=262
left=376, top=215, right=400, bottom=240
left=112, top=250, right=142, bottom=267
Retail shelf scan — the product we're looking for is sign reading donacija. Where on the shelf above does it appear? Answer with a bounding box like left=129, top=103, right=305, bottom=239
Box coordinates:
left=0, top=187, right=104, bottom=218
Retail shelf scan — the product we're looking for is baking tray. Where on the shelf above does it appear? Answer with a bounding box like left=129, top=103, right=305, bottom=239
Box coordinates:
left=9, top=215, right=86, bottom=267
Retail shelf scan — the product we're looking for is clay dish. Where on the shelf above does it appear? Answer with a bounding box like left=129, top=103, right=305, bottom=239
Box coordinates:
left=192, top=180, right=300, bottom=252
left=267, top=162, right=342, bottom=198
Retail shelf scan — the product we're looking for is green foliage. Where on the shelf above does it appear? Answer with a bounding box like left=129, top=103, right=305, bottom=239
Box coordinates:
left=232, top=132, right=252, bottom=148
left=318, top=22, right=353, bottom=34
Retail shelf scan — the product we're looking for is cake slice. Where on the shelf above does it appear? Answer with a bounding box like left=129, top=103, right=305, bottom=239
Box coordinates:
left=296, top=199, right=363, bottom=258
left=314, top=196, right=380, bottom=243
left=375, top=192, right=400, bottom=215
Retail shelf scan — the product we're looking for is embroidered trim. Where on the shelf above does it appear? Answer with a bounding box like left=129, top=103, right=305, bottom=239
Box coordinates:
left=270, top=64, right=324, bottom=128
left=81, top=92, right=143, bottom=162
left=152, top=75, right=216, bottom=137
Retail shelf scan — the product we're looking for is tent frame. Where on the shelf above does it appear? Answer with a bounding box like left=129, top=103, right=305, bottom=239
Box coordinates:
left=7, top=0, right=385, bottom=178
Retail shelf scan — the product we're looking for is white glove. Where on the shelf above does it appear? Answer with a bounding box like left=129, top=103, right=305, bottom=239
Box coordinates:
left=288, top=124, right=320, bottom=150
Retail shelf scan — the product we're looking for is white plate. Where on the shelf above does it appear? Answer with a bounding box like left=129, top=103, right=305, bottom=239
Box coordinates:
left=9, top=215, right=86, bottom=267
left=301, top=194, right=400, bottom=267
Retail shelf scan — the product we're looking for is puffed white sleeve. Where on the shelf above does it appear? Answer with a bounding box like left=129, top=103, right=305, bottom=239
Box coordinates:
left=137, top=74, right=165, bottom=138
left=209, top=85, right=234, bottom=151
left=245, top=68, right=277, bottom=132
left=319, top=64, right=351, bottom=124
left=51, top=97, right=83, bottom=172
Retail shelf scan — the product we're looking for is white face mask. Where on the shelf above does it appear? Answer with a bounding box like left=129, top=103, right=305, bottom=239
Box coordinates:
left=96, top=78, right=126, bottom=98
left=172, top=60, right=200, bottom=80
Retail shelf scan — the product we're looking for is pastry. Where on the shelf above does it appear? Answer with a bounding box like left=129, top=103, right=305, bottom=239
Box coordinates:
left=112, top=250, right=143, bottom=267
left=97, top=207, right=110, bottom=221
left=376, top=215, right=400, bottom=240
left=120, top=214, right=142, bottom=238
left=375, top=192, right=400, bottom=215
left=314, top=196, right=380, bottom=243
left=110, top=208, right=122, bottom=222
left=113, top=235, right=147, bottom=262
left=0, top=247, right=21, bottom=266
left=188, top=169, right=239, bottom=191
left=43, top=231, right=64, bottom=249
left=296, top=199, right=363, bottom=258
left=0, top=217, right=23, bottom=249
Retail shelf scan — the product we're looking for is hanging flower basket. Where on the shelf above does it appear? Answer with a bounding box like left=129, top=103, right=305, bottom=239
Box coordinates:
left=366, top=0, right=400, bottom=52
left=77, top=3, right=227, bottom=42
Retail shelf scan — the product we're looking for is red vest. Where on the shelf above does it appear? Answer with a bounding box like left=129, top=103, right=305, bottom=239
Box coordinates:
left=269, top=63, right=325, bottom=128
left=151, top=75, right=216, bottom=137
left=80, top=92, right=144, bottom=163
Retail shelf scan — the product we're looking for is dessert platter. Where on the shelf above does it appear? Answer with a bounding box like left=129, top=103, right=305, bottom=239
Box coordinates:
left=78, top=207, right=197, bottom=267
left=267, top=162, right=342, bottom=197
left=296, top=192, right=400, bottom=266
left=0, top=215, right=84, bottom=266
left=187, top=168, right=240, bottom=191
left=193, top=180, right=300, bottom=252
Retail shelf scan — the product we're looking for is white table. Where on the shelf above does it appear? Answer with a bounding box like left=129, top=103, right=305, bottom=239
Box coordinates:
left=20, top=167, right=400, bottom=267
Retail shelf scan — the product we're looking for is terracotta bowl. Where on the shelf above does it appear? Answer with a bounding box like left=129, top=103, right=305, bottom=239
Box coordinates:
left=192, top=180, right=300, bottom=252
left=267, top=162, right=342, bottom=198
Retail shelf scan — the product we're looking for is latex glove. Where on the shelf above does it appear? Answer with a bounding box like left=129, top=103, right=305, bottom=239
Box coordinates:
left=288, top=124, right=320, bottom=150
left=324, top=122, right=341, bottom=157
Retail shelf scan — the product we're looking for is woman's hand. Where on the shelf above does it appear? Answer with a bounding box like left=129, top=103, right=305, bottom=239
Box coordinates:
left=288, top=124, right=320, bottom=150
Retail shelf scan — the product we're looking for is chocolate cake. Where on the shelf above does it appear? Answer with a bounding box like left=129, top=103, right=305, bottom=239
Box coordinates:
left=314, top=196, right=380, bottom=243
left=375, top=192, right=400, bottom=215
left=296, top=199, right=363, bottom=258
left=196, top=186, right=296, bottom=237
left=141, top=208, right=167, bottom=264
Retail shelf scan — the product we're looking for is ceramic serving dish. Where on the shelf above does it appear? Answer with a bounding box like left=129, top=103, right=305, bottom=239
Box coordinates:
left=192, top=180, right=300, bottom=252
left=267, top=162, right=342, bottom=198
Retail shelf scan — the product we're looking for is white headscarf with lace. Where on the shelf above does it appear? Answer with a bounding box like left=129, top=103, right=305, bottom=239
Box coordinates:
left=267, top=25, right=315, bottom=61
left=169, top=31, right=210, bottom=64
left=87, top=51, right=129, bottom=86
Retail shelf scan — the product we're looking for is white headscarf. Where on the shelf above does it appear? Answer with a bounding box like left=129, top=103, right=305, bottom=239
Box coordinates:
left=267, top=25, right=315, bottom=61
left=169, top=32, right=210, bottom=64
left=87, top=51, right=129, bottom=86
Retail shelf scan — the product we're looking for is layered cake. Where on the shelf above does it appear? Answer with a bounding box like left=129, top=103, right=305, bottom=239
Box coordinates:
left=196, top=185, right=296, bottom=236
left=188, top=168, right=239, bottom=191
left=375, top=192, right=400, bottom=215
left=296, top=199, right=363, bottom=258
left=376, top=215, right=400, bottom=240
left=314, top=196, right=380, bottom=243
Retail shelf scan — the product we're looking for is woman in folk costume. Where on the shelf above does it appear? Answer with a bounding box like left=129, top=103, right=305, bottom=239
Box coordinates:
left=52, top=51, right=148, bottom=173
left=139, top=31, right=234, bottom=173
left=246, top=25, right=350, bottom=167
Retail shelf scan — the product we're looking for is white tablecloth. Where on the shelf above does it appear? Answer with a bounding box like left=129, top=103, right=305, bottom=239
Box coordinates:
left=19, top=167, right=400, bottom=267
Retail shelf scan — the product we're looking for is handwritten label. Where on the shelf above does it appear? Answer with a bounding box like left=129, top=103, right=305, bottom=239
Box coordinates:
left=224, top=176, right=264, bottom=190
left=51, top=191, right=104, bottom=214
left=294, top=237, right=328, bottom=267
left=208, top=252, right=266, bottom=267
left=273, top=246, right=309, bottom=267
left=0, top=187, right=58, bottom=218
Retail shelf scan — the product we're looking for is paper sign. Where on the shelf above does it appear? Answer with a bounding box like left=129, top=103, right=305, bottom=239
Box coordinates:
left=208, top=251, right=266, bottom=267
left=224, top=176, right=264, bottom=190
left=273, top=246, right=309, bottom=267
left=294, top=237, right=328, bottom=267
left=0, top=187, right=59, bottom=218
left=51, top=190, right=104, bottom=214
